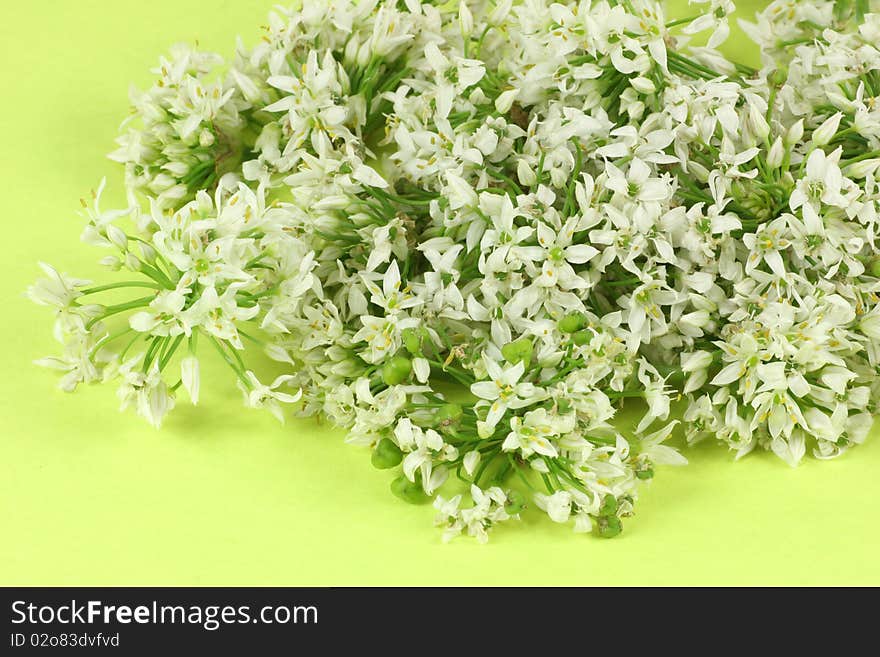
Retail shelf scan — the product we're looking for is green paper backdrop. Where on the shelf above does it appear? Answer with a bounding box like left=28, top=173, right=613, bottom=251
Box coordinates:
left=2, top=0, right=878, bottom=586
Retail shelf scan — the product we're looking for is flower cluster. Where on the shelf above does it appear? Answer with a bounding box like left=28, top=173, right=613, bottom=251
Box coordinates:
left=30, top=0, right=880, bottom=541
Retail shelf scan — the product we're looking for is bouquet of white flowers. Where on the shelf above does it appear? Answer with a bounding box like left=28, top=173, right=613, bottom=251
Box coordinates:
left=29, top=0, right=880, bottom=541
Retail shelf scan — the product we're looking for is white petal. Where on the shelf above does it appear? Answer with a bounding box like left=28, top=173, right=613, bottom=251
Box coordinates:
left=352, top=164, right=388, bottom=188
left=180, top=356, right=200, bottom=405
left=711, top=362, right=743, bottom=386
left=463, top=450, right=481, bottom=476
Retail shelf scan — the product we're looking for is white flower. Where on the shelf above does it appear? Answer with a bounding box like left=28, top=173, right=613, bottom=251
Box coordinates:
left=790, top=148, right=849, bottom=211
left=535, top=491, right=572, bottom=524
left=361, top=260, right=421, bottom=314
left=401, top=424, right=456, bottom=495
left=28, top=0, right=880, bottom=541
left=34, top=330, right=107, bottom=392
left=238, top=371, right=302, bottom=422
left=471, top=356, right=544, bottom=436
left=518, top=219, right=598, bottom=289
left=434, top=485, right=512, bottom=543
left=743, top=218, right=791, bottom=278
left=502, top=408, right=575, bottom=459
left=27, top=263, right=90, bottom=310
left=129, top=288, right=187, bottom=337
left=79, top=178, right=133, bottom=247
left=181, top=285, right=260, bottom=349
left=605, top=158, right=672, bottom=204
left=636, top=362, right=671, bottom=432
left=637, top=422, right=687, bottom=466
left=352, top=314, right=419, bottom=364
left=116, top=358, right=175, bottom=428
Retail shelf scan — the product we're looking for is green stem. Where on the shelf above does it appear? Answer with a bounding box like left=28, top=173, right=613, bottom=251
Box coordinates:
left=137, top=260, right=176, bottom=290
left=209, top=336, right=251, bottom=386
left=81, top=281, right=162, bottom=295
left=508, top=455, right=538, bottom=492
left=668, top=52, right=725, bottom=80
left=86, top=295, right=155, bottom=329
left=238, top=329, right=265, bottom=346
left=665, top=16, right=700, bottom=29
left=89, top=326, right=134, bottom=356
left=606, top=390, right=645, bottom=399
left=843, top=150, right=880, bottom=165
left=159, top=335, right=185, bottom=370
left=142, top=336, right=166, bottom=373
left=605, top=277, right=642, bottom=287
left=119, top=332, right=143, bottom=360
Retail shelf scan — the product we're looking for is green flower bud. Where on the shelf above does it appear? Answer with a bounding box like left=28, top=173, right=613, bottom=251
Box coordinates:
left=501, top=338, right=533, bottom=366
left=558, top=312, right=587, bottom=334
left=768, top=68, right=787, bottom=87
left=435, top=403, right=463, bottom=426
left=599, top=495, right=618, bottom=517
left=636, top=466, right=654, bottom=480
left=390, top=475, right=429, bottom=504
left=371, top=438, right=403, bottom=469
left=381, top=356, right=412, bottom=386
left=870, top=259, right=880, bottom=278
left=572, top=330, right=591, bottom=346
left=504, top=489, right=527, bottom=515
left=596, top=515, right=623, bottom=538
left=402, top=328, right=421, bottom=355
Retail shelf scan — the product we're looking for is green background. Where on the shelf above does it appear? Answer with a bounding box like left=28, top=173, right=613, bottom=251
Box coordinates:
left=2, top=1, right=878, bottom=586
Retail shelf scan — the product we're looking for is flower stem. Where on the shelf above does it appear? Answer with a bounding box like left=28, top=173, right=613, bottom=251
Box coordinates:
left=81, top=281, right=162, bottom=295
left=86, top=296, right=154, bottom=329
